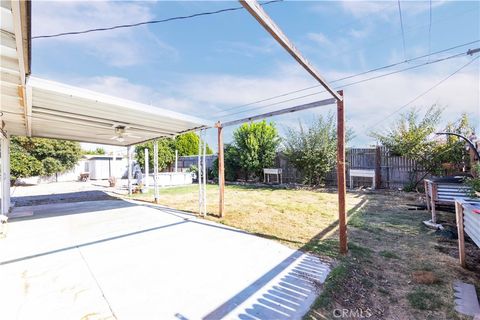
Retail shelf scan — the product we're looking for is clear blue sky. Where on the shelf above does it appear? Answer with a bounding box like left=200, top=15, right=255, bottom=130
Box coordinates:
left=31, top=1, right=480, bottom=153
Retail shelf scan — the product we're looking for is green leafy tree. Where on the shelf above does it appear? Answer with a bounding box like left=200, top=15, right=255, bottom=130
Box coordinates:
left=136, top=133, right=214, bottom=172
left=83, top=147, right=106, bottom=155
left=10, top=143, right=43, bottom=180
left=370, top=106, right=473, bottom=188
left=10, top=136, right=82, bottom=180
left=284, top=113, right=353, bottom=186
left=174, top=132, right=213, bottom=156
left=434, top=113, right=473, bottom=169
left=211, top=143, right=242, bottom=181
left=233, top=121, right=280, bottom=179
left=135, top=138, right=175, bottom=172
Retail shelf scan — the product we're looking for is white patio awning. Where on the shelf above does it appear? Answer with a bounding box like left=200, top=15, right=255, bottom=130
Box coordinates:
left=23, top=77, right=211, bottom=146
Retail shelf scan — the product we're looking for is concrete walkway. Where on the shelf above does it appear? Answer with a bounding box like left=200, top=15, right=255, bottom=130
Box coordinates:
left=0, top=200, right=329, bottom=320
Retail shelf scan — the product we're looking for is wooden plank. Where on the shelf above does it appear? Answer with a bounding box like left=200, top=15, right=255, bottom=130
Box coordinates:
left=336, top=90, right=347, bottom=254
left=217, top=123, right=225, bottom=217
left=455, top=200, right=466, bottom=268
left=239, top=0, right=341, bottom=101
left=221, top=98, right=336, bottom=128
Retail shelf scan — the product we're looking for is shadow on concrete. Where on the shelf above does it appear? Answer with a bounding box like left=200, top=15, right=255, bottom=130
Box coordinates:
left=200, top=197, right=368, bottom=319
left=9, top=198, right=136, bottom=222
left=12, top=190, right=117, bottom=207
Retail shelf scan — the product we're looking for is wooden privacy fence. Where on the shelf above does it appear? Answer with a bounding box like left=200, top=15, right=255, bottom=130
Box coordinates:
left=278, top=147, right=427, bottom=189
left=176, top=147, right=426, bottom=189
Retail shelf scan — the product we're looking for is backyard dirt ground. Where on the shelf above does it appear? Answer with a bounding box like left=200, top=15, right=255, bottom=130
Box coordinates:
left=129, top=185, right=480, bottom=320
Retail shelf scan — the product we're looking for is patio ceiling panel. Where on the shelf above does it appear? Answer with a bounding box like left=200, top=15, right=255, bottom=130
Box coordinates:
left=0, top=0, right=27, bottom=136
left=27, top=77, right=211, bottom=146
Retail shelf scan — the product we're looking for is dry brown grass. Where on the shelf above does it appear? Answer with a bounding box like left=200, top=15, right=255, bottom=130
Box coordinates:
left=131, top=184, right=365, bottom=248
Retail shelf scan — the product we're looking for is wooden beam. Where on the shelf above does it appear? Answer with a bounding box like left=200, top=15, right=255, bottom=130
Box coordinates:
left=239, top=0, right=341, bottom=102
left=221, top=98, right=336, bottom=128
left=336, top=90, right=347, bottom=254
left=455, top=200, right=466, bottom=268
left=217, top=122, right=225, bottom=217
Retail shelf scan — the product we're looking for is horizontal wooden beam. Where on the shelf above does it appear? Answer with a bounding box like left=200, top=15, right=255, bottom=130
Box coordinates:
left=239, top=0, right=342, bottom=102
left=221, top=97, right=336, bottom=127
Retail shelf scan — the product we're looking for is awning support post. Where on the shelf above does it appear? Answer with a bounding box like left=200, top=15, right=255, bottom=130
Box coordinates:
left=153, top=139, right=160, bottom=204
left=175, top=150, right=178, bottom=173
left=216, top=122, right=225, bottom=218
left=198, top=131, right=202, bottom=215
left=1, top=134, right=10, bottom=215
left=144, top=148, right=149, bottom=192
left=202, top=129, right=207, bottom=216
left=336, top=90, right=347, bottom=254
left=127, top=146, right=133, bottom=196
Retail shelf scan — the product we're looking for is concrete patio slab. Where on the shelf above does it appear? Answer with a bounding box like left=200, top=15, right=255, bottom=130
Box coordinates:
left=0, top=200, right=329, bottom=320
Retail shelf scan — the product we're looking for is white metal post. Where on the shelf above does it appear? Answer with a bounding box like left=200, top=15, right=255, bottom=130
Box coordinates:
left=198, top=131, right=202, bottom=215
left=202, top=129, right=207, bottom=216
left=1, top=135, right=10, bottom=215
left=127, top=146, right=132, bottom=196
left=153, top=139, right=159, bottom=204
left=175, top=150, right=178, bottom=173
left=111, top=150, right=116, bottom=178
left=144, top=148, right=149, bottom=192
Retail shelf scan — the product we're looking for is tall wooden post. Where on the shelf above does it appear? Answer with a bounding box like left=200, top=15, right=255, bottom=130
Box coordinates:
left=336, top=90, right=347, bottom=254
left=375, top=146, right=382, bottom=189
left=217, top=122, right=225, bottom=217
left=455, top=201, right=466, bottom=268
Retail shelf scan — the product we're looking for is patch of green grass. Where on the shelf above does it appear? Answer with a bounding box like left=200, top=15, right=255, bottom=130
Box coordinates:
left=379, top=250, right=401, bottom=259
left=349, top=242, right=373, bottom=260
left=305, top=238, right=339, bottom=258
left=313, top=263, right=350, bottom=309
left=407, top=288, right=441, bottom=310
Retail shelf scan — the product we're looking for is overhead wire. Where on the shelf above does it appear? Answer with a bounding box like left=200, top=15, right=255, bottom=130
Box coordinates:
left=215, top=40, right=480, bottom=117
left=32, top=0, right=283, bottom=40
left=397, top=0, right=407, bottom=60
left=219, top=48, right=478, bottom=119
left=367, top=55, right=480, bottom=131
left=428, top=0, right=432, bottom=60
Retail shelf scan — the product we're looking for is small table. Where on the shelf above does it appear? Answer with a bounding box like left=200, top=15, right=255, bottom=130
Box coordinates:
left=349, top=169, right=375, bottom=189
left=263, top=168, right=282, bottom=184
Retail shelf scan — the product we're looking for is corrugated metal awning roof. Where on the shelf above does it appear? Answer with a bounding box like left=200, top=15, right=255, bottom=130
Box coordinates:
left=25, top=77, right=211, bottom=146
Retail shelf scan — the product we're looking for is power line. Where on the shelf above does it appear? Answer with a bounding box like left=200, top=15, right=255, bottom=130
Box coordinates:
left=32, top=0, right=283, bottom=40
left=215, top=40, right=479, bottom=117
left=219, top=46, right=478, bottom=119
left=397, top=0, right=407, bottom=60
left=368, top=55, right=479, bottom=131
left=428, top=0, right=432, bottom=60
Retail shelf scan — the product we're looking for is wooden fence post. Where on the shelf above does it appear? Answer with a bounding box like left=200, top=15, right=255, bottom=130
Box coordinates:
left=455, top=201, right=466, bottom=268
left=337, top=91, right=347, bottom=254
left=375, top=146, right=382, bottom=189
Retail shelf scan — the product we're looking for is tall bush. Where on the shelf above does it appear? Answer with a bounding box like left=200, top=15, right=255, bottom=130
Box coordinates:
left=233, top=121, right=280, bottom=180
left=284, top=113, right=352, bottom=185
